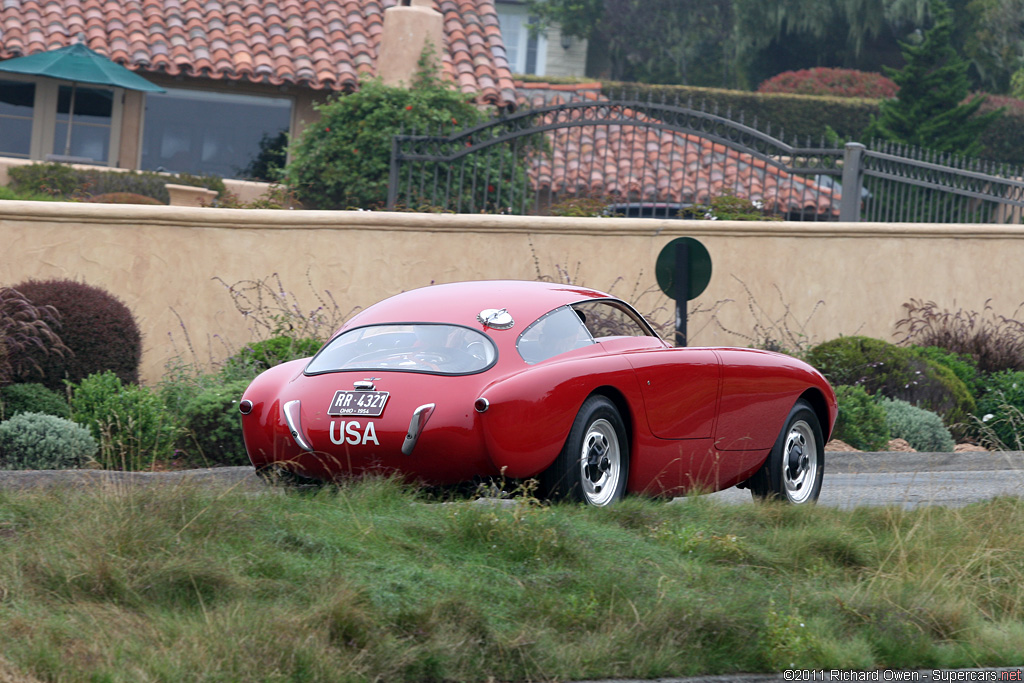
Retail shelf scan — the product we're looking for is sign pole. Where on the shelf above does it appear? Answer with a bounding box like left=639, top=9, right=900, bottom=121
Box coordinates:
left=674, top=241, right=690, bottom=347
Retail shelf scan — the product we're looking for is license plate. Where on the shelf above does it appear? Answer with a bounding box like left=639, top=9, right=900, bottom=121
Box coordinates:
left=327, top=390, right=390, bottom=417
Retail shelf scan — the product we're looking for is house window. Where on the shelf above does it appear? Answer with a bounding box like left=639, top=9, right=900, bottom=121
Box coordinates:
left=0, top=79, right=35, bottom=158
left=53, top=85, right=114, bottom=163
left=141, top=88, right=292, bottom=180
left=496, top=4, right=547, bottom=75
left=0, top=76, right=122, bottom=165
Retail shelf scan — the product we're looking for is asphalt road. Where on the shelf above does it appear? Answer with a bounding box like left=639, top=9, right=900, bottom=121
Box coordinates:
left=2, top=451, right=1023, bottom=510
left=706, top=450, right=1024, bottom=509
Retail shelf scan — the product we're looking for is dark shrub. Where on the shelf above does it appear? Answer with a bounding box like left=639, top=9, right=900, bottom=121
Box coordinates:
left=832, top=385, right=889, bottom=451
left=911, top=346, right=984, bottom=400
left=9, top=279, right=142, bottom=391
left=220, top=336, right=323, bottom=381
left=0, top=383, right=70, bottom=421
left=177, top=379, right=251, bottom=466
left=807, top=336, right=975, bottom=428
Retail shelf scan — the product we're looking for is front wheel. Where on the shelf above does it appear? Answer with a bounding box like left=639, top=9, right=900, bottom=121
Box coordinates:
left=539, top=395, right=629, bottom=506
left=748, top=399, right=824, bottom=504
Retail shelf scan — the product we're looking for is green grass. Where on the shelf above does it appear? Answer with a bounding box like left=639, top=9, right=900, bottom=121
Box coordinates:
left=1, top=478, right=1023, bottom=681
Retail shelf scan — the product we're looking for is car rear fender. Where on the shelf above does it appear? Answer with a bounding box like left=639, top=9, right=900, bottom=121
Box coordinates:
left=240, top=359, right=308, bottom=469
left=477, top=355, right=642, bottom=478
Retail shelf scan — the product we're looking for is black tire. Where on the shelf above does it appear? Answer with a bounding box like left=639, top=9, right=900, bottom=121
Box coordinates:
left=539, top=395, right=629, bottom=506
left=748, top=399, right=824, bottom=504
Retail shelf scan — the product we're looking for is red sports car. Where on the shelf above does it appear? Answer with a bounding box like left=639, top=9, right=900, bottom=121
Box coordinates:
left=239, top=280, right=837, bottom=505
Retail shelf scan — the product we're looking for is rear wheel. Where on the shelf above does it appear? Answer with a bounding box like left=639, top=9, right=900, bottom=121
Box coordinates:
left=540, top=395, right=629, bottom=506
left=749, top=399, right=824, bottom=504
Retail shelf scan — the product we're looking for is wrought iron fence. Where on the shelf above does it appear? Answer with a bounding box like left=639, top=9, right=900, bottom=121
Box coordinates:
left=388, top=94, right=1024, bottom=224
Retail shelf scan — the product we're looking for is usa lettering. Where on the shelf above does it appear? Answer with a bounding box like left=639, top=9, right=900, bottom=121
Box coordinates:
left=329, top=420, right=379, bottom=446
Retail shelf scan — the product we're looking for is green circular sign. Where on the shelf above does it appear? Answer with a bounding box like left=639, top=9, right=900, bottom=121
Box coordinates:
left=655, top=237, right=712, bottom=300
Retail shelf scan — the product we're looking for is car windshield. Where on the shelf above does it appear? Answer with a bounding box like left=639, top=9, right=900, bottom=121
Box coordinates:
left=305, top=324, right=497, bottom=375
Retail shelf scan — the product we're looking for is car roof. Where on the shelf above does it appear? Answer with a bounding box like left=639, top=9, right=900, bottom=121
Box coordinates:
left=343, top=280, right=615, bottom=330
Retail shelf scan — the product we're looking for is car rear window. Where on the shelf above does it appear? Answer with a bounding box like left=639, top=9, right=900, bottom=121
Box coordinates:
left=305, top=324, right=497, bottom=375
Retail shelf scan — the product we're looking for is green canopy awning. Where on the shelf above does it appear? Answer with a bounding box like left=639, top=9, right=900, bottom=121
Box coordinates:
left=0, top=43, right=165, bottom=93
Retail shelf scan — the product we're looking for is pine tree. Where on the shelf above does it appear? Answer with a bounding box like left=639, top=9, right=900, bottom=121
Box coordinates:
left=866, top=0, right=1001, bottom=156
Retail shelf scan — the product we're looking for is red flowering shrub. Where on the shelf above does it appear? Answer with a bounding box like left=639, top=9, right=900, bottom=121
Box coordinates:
left=757, top=68, right=897, bottom=99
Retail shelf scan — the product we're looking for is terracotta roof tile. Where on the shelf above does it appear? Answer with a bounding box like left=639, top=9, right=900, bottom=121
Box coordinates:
left=0, top=0, right=516, bottom=108
left=518, top=82, right=840, bottom=216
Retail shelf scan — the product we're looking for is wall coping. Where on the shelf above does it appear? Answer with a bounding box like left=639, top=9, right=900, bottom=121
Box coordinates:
left=2, top=200, right=1024, bottom=239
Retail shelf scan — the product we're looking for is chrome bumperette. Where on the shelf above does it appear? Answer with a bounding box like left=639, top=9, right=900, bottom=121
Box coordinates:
left=402, top=403, right=436, bottom=456
left=282, top=400, right=314, bottom=452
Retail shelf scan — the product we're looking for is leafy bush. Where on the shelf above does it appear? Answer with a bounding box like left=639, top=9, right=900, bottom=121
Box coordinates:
left=806, top=336, right=975, bottom=428
left=0, top=412, right=97, bottom=470
left=974, top=370, right=1024, bottom=449
left=8, top=163, right=225, bottom=203
left=878, top=397, right=955, bottom=452
left=896, top=299, right=1024, bottom=375
left=69, top=371, right=179, bottom=470
left=8, top=279, right=142, bottom=390
left=757, top=68, right=897, bottom=99
left=832, top=385, right=889, bottom=451
left=177, top=379, right=251, bottom=466
left=284, top=63, right=487, bottom=209
left=0, top=286, right=67, bottom=387
left=0, top=383, right=70, bottom=421
left=220, top=336, right=322, bottom=380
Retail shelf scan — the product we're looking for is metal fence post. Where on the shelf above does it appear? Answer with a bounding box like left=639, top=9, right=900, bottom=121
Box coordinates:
left=839, top=142, right=865, bottom=222
left=387, top=137, right=400, bottom=209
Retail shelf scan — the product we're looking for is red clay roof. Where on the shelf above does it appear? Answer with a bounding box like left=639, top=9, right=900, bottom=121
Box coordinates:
left=0, top=0, right=517, bottom=108
left=517, top=82, right=841, bottom=216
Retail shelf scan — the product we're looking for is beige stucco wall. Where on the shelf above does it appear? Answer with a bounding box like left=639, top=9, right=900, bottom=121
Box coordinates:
left=2, top=199, right=1022, bottom=386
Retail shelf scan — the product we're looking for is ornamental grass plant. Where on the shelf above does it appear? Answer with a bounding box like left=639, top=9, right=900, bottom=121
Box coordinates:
left=0, top=481, right=1023, bottom=681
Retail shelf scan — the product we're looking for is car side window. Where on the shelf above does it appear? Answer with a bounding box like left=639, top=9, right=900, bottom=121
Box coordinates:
left=572, top=301, right=654, bottom=340
left=517, top=306, right=595, bottom=364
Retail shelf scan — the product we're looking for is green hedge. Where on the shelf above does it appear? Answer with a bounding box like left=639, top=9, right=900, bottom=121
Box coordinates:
left=8, top=163, right=226, bottom=204
left=598, top=82, right=1024, bottom=165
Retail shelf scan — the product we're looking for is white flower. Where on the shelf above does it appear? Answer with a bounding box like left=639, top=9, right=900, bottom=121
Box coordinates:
left=983, top=413, right=995, bottom=422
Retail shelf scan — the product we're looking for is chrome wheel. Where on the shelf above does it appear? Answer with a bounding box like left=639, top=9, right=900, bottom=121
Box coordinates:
left=748, top=399, right=824, bottom=505
left=539, top=395, right=630, bottom=505
left=782, top=419, right=817, bottom=504
left=578, top=418, right=622, bottom=506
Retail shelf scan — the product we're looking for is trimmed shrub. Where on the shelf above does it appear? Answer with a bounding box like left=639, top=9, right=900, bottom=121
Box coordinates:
left=807, top=336, right=975, bottom=428
left=832, top=385, right=889, bottom=451
left=911, top=346, right=984, bottom=400
left=757, top=68, right=897, bottom=99
left=0, top=412, right=97, bottom=470
left=878, top=397, right=955, bottom=452
left=69, top=371, right=179, bottom=470
left=0, top=383, right=70, bottom=421
left=177, top=379, right=251, bottom=466
left=87, top=192, right=165, bottom=205
left=219, top=336, right=322, bottom=381
left=9, top=279, right=142, bottom=390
